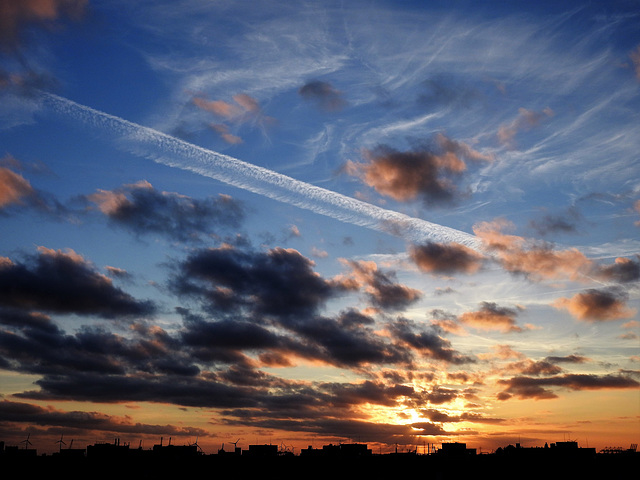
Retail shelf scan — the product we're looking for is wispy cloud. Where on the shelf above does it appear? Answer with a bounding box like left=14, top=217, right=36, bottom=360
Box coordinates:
left=42, top=92, right=483, bottom=249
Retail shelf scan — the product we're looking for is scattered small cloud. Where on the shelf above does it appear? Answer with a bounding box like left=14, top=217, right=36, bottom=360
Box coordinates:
left=343, top=133, right=492, bottom=206
left=191, top=92, right=276, bottom=143
left=528, top=206, right=583, bottom=237
left=86, top=180, right=245, bottom=242
left=553, top=287, right=636, bottom=322
left=0, top=0, right=87, bottom=51
left=459, top=302, right=526, bottom=333
left=338, top=259, right=422, bottom=312
left=478, top=344, right=525, bottom=361
left=473, top=218, right=593, bottom=282
left=210, top=123, right=243, bottom=144
left=497, top=107, right=554, bottom=150
left=298, top=80, right=347, bottom=111
left=0, top=166, right=35, bottom=208
left=409, top=241, right=484, bottom=275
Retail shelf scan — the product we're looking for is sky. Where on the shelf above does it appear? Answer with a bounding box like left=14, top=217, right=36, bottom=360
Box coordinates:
left=0, top=0, right=639, bottom=455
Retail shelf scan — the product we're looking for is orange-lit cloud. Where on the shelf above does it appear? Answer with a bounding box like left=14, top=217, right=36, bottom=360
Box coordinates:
left=477, top=344, right=525, bottom=361
left=409, top=241, right=485, bottom=275
left=595, top=256, right=640, bottom=283
left=552, top=288, right=636, bottom=322
left=0, top=166, right=35, bottom=207
left=343, top=133, right=491, bottom=205
left=0, top=399, right=206, bottom=438
left=210, top=124, right=243, bottom=144
left=192, top=97, right=243, bottom=118
left=430, top=309, right=467, bottom=336
left=192, top=93, right=275, bottom=144
left=86, top=180, right=244, bottom=242
left=458, top=302, right=525, bottom=333
left=497, top=107, right=554, bottom=150
left=0, top=0, right=87, bottom=49
left=338, top=259, right=422, bottom=312
left=473, top=218, right=594, bottom=282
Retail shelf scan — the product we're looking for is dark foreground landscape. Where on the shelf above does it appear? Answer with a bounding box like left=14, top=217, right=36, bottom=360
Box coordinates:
left=2, top=440, right=638, bottom=480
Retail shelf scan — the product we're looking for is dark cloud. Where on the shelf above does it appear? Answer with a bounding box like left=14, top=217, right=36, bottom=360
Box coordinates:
left=0, top=399, right=206, bottom=438
left=0, top=247, right=155, bottom=318
left=553, top=287, right=636, bottom=322
left=86, top=180, right=245, bottom=242
left=544, top=354, right=589, bottom=364
left=17, top=371, right=262, bottom=409
left=0, top=0, right=87, bottom=51
left=289, top=311, right=411, bottom=367
left=0, top=310, right=203, bottom=379
left=343, top=133, right=491, bottom=205
left=596, top=256, right=640, bottom=283
left=388, top=317, right=475, bottom=364
left=171, top=245, right=342, bottom=319
left=338, top=259, right=421, bottom=312
left=409, top=241, right=484, bottom=275
left=507, top=359, right=563, bottom=376
left=418, top=74, right=482, bottom=110
left=420, top=385, right=461, bottom=405
left=178, top=305, right=410, bottom=370
left=459, top=302, right=524, bottom=333
left=528, top=206, right=583, bottom=236
left=298, top=80, right=347, bottom=111
left=420, top=408, right=504, bottom=425
left=322, top=380, right=416, bottom=408
left=178, top=309, right=287, bottom=366
left=497, top=373, right=640, bottom=400
left=224, top=415, right=447, bottom=445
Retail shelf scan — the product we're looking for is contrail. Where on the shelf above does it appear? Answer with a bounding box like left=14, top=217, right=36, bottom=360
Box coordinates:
left=41, top=92, right=483, bottom=251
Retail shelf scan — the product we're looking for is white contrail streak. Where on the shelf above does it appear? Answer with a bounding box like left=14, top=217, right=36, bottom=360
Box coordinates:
left=41, top=92, right=483, bottom=250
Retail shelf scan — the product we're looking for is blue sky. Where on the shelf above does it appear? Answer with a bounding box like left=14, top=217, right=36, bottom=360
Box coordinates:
left=0, top=0, right=639, bottom=454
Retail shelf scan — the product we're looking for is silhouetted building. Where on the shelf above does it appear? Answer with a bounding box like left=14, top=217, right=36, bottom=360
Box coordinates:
left=2, top=444, right=37, bottom=457
left=152, top=443, right=198, bottom=458
left=300, top=443, right=372, bottom=457
left=86, top=439, right=129, bottom=459
left=244, top=444, right=278, bottom=457
left=496, top=441, right=595, bottom=459
left=439, top=442, right=476, bottom=456
left=57, top=447, right=86, bottom=458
